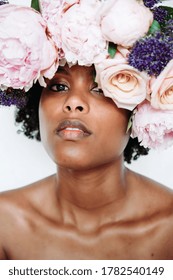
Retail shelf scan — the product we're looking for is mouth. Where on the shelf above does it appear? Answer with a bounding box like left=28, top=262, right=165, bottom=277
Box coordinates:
left=55, top=119, right=92, bottom=140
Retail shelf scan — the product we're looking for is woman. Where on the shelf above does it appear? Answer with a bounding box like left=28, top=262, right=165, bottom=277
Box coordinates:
left=0, top=0, right=173, bottom=259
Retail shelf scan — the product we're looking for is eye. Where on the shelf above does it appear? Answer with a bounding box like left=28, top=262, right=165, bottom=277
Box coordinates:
left=91, top=85, right=104, bottom=96
left=48, top=83, right=69, bottom=92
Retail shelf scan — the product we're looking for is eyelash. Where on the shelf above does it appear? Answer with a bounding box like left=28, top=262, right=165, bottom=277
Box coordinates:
left=91, top=86, right=104, bottom=96
left=48, top=83, right=69, bottom=92
left=48, top=82, right=104, bottom=96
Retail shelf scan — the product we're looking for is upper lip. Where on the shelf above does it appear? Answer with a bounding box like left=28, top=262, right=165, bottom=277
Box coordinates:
left=56, top=119, right=92, bottom=135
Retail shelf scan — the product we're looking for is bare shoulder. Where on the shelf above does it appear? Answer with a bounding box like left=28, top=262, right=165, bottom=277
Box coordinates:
left=0, top=175, right=56, bottom=259
left=128, top=167, right=173, bottom=195
left=126, top=169, right=173, bottom=259
left=136, top=171, right=173, bottom=203
left=128, top=168, right=173, bottom=220
left=0, top=174, right=56, bottom=214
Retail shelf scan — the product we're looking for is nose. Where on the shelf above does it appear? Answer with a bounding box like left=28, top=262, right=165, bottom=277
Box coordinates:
left=63, top=93, right=89, bottom=114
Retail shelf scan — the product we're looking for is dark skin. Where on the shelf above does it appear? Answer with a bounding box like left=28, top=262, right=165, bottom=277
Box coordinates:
left=0, top=65, right=173, bottom=260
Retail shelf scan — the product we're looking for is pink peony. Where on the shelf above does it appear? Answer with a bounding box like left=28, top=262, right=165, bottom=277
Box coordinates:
left=150, top=59, right=173, bottom=110
left=40, top=0, right=79, bottom=59
left=59, top=1, right=107, bottom=65
left=131, top=100, right=173, bottom=149
left=95, top=47, right=149, bottom=111
left=100, top=0, right=153, bottom=47
left=0, top=4, right=57, bottom=91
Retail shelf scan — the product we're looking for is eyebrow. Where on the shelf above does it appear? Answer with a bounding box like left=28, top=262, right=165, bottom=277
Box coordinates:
left=56, top=66, right=70, bottom=75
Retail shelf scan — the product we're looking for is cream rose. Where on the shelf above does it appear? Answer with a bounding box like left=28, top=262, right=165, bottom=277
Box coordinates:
left=95, top=49, right=149, bottom=111
left=100, top=0, right=153, bottom=47
left=150, top=60, right=173, bottom=110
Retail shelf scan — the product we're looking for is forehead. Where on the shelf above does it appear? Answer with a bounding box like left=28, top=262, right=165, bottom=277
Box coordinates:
left=56, top=64, right=96, bottom=77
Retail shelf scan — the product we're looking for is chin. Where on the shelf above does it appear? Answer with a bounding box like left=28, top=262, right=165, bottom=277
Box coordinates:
left=53, top=152, right=122, bottom=172
left=50, top=148, right=93, bottom=170
left=56, top=157, right=95, bottom=171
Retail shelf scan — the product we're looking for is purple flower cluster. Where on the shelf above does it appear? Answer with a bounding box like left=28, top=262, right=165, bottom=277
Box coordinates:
left=163, top=19, right=173, bottom=38
left=0, top=88, right=27, bottom=108
left=143, top=0, right=161, bottom=8
left=128, top=33, right=173, bottom=76
left=152, top=7, right=168, bottom=23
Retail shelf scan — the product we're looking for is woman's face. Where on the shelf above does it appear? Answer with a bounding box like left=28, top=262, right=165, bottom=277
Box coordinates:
left=39, top=64, right=130, bottom=170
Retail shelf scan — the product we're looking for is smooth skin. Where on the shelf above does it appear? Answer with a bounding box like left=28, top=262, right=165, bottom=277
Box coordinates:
left=0, top=65, right=173, bottom=260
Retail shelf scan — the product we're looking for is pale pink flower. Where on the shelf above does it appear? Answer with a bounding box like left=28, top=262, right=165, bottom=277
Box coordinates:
left=60, top=1, right=107, bottom=65
left=131, top=100, right=173, bottom=149
left=0, top=5, right=57, bottom=91
left=40, top=0, right=79, bottom=56
left=100, top=0, right=153, bottom=47
left=95, top=48, right=149, bottom=111
left=40, top=0, right=64, bottom=51
left=150, top=59, right=173, bottom=110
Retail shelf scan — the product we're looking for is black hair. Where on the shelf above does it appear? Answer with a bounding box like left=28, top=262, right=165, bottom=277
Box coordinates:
left=14, top=82, right=149, bottom=164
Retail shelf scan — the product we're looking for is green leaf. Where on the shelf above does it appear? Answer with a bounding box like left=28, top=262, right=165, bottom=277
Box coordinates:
left=108, top=42, right=117, bottom=58
left=126, top=114, right=133, bottom=134
left=31, top=0, right=40, bottom=11
left=161, top=6, right=173, bottom=20
left=148, top=20, right=161, bottom=35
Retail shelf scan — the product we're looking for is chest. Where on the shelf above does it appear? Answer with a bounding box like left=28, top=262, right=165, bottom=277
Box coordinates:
left=5, top=221, right=173, bottom=260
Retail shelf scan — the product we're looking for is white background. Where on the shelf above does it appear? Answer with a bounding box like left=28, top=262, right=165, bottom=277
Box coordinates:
left=0, top=106, right=173, bottom=192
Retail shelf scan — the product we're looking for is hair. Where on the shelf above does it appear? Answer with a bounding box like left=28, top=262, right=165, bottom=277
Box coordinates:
left=14, top=82, right=149, bottom=164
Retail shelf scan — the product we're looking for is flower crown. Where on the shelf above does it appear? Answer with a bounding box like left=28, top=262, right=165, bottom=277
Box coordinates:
left=0, top=0, right=173, bottom=149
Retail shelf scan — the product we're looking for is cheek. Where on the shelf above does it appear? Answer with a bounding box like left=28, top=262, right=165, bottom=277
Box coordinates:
left=38, top=99, right=56, bottom=154
left=39, top=92, right=62, bottom=135
left=96, top=107, right=130, bottom=155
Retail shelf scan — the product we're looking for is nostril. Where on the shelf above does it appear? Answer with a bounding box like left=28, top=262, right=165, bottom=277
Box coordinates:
left=64, top=105, right=84, bottom=112
left=76, top=106, right=83, bottom=112
left=66, top=106, right=71, bottom=111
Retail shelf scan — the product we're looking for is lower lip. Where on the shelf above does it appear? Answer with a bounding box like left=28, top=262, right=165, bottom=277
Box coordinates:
left=57, top=129, right=90, bottom=140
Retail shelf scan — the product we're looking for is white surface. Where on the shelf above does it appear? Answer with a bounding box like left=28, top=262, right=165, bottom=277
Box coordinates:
left=157, top=0, right=173, bottom=8
left=8, top=0, right=31, bottom=7
left=0, top=106, right=173, bottom=192
left=0, top=106, right=55, bottom=191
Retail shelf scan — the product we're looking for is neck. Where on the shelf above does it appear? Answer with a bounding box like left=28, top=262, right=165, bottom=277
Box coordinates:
left=54, top=158, right=131, bottom=231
